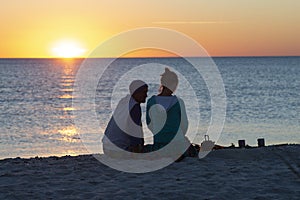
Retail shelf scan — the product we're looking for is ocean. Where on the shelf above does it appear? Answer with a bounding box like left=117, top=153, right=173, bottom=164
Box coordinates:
left=0, top=57, right=299, bottom=159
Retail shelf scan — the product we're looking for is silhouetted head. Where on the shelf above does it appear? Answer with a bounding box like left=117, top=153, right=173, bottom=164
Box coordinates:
left=160, top=68, right=178, bottom=93
left=129, top=80, right=148, bottom=103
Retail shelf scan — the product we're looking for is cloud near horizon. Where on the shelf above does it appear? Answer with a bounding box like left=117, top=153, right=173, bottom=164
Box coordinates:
left=153, top=21, right=238, bottom=24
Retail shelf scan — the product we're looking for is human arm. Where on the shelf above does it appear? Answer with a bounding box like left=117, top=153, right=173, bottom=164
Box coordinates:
left=178, top=98, right=188, bottom=135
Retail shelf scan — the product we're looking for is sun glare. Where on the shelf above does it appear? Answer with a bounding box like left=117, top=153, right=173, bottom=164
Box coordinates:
left=52, top=40, right=86, bottom=58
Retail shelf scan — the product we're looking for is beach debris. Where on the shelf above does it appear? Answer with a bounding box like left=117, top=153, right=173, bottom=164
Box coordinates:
left=238, top=140, right=246, bottom=148
left=200, top=135, right=215, bottom=152
left=257, top=138, right=265, bottom=147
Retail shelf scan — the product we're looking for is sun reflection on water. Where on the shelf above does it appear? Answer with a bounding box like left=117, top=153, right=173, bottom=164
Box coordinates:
left=61, top=79, right=75, bottom=83
left=59, top=94, right=73, bottom=99
left=40, top=59, right=86, bottom=156
left=63, top=107, right=76, bottom=111
left=58, top=126, right=80, bottom=143
left=60, top=83, right=73, bottom=87
left=60, top=88, right=74, bottom=92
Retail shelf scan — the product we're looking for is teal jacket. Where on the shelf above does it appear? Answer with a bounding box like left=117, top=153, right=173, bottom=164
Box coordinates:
left=146, top=95, right=188, bottom=147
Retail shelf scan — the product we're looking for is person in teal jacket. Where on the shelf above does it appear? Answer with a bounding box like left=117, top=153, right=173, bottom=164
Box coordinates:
left=146, top=68, right=192, bottom=159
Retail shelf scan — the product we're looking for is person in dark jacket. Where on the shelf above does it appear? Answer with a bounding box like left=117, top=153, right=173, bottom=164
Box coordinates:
left=102, top=80, right=148, bottom=154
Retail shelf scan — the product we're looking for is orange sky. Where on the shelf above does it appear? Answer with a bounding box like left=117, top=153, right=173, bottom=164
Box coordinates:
left=0, top=0, right=299, bottom=58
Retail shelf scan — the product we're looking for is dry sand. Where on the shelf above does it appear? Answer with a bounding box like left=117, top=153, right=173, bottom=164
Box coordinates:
left=0, top=145, right=299, bottom=199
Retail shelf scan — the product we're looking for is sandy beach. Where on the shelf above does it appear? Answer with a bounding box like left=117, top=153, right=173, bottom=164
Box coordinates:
left=1, top=1, right=300, bottom=199
left=0, top=145, right=299, bottom=199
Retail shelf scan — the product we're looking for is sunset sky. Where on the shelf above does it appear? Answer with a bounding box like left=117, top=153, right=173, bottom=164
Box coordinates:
left=1, top=0, right=299, bottom=58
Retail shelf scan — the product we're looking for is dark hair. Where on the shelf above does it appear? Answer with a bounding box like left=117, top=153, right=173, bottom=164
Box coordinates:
left=129, top=80, right=148, bottom=95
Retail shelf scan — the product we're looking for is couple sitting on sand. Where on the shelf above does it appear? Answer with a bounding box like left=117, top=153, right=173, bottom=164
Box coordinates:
left=102, top=68, right=196, bottom=159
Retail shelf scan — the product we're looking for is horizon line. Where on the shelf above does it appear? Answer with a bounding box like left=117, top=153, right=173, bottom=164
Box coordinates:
left=0, top=55, right=299, bottom=59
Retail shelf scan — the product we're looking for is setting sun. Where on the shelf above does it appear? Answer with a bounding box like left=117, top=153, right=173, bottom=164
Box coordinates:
left=51, top=40, right=86, bottom=58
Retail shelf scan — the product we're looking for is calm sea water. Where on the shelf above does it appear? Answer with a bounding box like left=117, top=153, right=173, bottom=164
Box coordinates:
left=0, top=57, right=299, bottom=159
